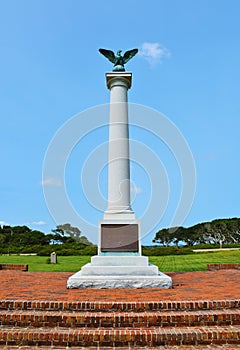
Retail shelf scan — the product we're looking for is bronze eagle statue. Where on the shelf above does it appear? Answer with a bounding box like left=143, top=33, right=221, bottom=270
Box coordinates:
left=99, top=48, right=138, bottom=71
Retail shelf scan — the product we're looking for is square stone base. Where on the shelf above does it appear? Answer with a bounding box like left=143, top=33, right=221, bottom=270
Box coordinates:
left=67, top=272, right=172, bottom=289
left=67, top=255, right=172, bottom=289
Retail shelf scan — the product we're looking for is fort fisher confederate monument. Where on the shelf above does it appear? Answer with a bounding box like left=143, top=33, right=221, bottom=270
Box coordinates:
left=67, top=49, right=172, bottom=288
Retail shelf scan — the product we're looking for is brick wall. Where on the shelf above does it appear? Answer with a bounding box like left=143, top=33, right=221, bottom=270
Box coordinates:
left=0, top=264, right=28, bottom=271
left=207, top=263, right=240, bottom=271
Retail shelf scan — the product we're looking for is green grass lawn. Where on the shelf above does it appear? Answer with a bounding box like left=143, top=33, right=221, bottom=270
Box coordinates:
left=0, top=250, right=239, bottom=272
left=0, top=255, right=91, bottom=272
left=149, top=250, right=240, bottom=272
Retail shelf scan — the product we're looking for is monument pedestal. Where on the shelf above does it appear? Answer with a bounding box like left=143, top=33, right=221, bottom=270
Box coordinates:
left=67, top=254, right=172, bottom=289
left=67, top=219, right=172, bottom=289
left=67, top=70, right=172, bottom=289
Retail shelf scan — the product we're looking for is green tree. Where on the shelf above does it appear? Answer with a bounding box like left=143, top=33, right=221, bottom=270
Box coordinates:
left=153, top=228, right=173, bottom=246
left=153, top=218, right=240, bottom=247
left=52, top=223, right=92, bottom=245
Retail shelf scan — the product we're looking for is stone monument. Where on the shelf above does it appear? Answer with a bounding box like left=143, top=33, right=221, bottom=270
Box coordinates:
left=67, top=49, right=172, bottom=289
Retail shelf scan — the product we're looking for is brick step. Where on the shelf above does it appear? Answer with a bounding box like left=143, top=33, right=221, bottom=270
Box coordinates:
left=0, top=325, right=240, bottom=347
left=1, top=299, right=240, bottom=312
left=2, top=346, right=240, bottom=350
left=0, top=309, right=240, bottom=328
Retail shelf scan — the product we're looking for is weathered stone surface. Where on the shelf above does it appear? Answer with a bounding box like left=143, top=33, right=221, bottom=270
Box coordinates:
left=67, top=271, right=172, bottom=289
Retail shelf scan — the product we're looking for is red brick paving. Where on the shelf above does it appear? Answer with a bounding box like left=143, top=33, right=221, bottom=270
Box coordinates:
left=1, top=270, right=240, bottom=348
left=0, top=270, right=239, bottom=302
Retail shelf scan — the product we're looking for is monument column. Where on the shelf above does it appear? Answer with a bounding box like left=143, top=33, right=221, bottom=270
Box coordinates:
left=104, top=72, right=135, bottom=219
left=66, top=48, right=172, bottom=289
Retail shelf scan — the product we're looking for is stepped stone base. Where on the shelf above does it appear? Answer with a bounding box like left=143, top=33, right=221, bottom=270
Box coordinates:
left=67, top=255, right=172, bottom=289
left=67, top=271, right=172, bottom=289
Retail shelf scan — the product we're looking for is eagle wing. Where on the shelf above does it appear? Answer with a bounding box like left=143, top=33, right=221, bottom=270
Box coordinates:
left=99, top=48, right=116, bottom=64
left=123, top=48, right=138, bottom=64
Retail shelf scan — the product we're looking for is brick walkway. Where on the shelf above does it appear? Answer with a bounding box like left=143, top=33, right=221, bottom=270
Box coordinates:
left=1, top=270, right=240, bottom=348
left=0, top=270, right=239, bottom=302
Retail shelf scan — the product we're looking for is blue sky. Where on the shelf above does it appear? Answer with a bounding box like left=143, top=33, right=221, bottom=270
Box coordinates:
left=1, top=0, right=240, bottom=245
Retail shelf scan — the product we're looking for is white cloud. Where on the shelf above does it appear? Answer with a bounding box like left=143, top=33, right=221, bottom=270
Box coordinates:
left=139, top=42, right=171, bottom=66
left=0, top=220, right=10, bottom=226
left=131, top=185, right=143, bottom=195
left=31, top=221, right=47, bottom=226
left=41, top=177, right=62, bottom=187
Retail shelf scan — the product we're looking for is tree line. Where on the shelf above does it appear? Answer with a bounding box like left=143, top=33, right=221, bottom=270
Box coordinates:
left=0, top=224, right=96, bottom=256
left=153, top=218, right=240, bottom=248
left=1, top=218, right=240, bottom=256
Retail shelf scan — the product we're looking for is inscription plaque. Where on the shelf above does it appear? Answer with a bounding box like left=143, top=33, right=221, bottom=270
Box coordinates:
left=101, top=224, right=139, bottom=252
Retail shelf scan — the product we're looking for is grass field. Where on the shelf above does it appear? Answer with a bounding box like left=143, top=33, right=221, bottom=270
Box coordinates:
left=0, top=250, right=239, bottom=272
left=149, top=250, right=240, bottom=272
left=0, top=255, right=91, bottom=272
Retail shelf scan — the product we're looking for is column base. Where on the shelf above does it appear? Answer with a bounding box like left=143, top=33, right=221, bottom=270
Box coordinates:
left=103, top=209, right=136, bottom=221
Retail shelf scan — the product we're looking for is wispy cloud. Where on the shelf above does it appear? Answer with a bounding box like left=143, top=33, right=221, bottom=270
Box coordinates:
left=131, top=185, right=143, bottom=195
left=30, top=221, right=47, bottom=226
left=0, top=220, right=10, bottom=226
left=139, top=42, right=171, bottom=66
left=41, top=177, right=62, bottom=187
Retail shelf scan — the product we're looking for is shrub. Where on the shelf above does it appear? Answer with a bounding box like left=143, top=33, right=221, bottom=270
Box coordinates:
left=79, top=245, right=97, bottom=255
left=142, top=246, right=194, bottom=256
left=36, top=243, right=97, bottom=256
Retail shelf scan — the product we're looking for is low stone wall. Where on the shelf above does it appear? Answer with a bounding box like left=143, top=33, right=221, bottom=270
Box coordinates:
left=0, top=264, right=28, bottom=271
left=207, top=263, right=240, bottom=271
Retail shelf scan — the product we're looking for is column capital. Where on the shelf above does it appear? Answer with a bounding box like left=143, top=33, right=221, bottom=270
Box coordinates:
left=106, top=72, right=132, bottom=90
